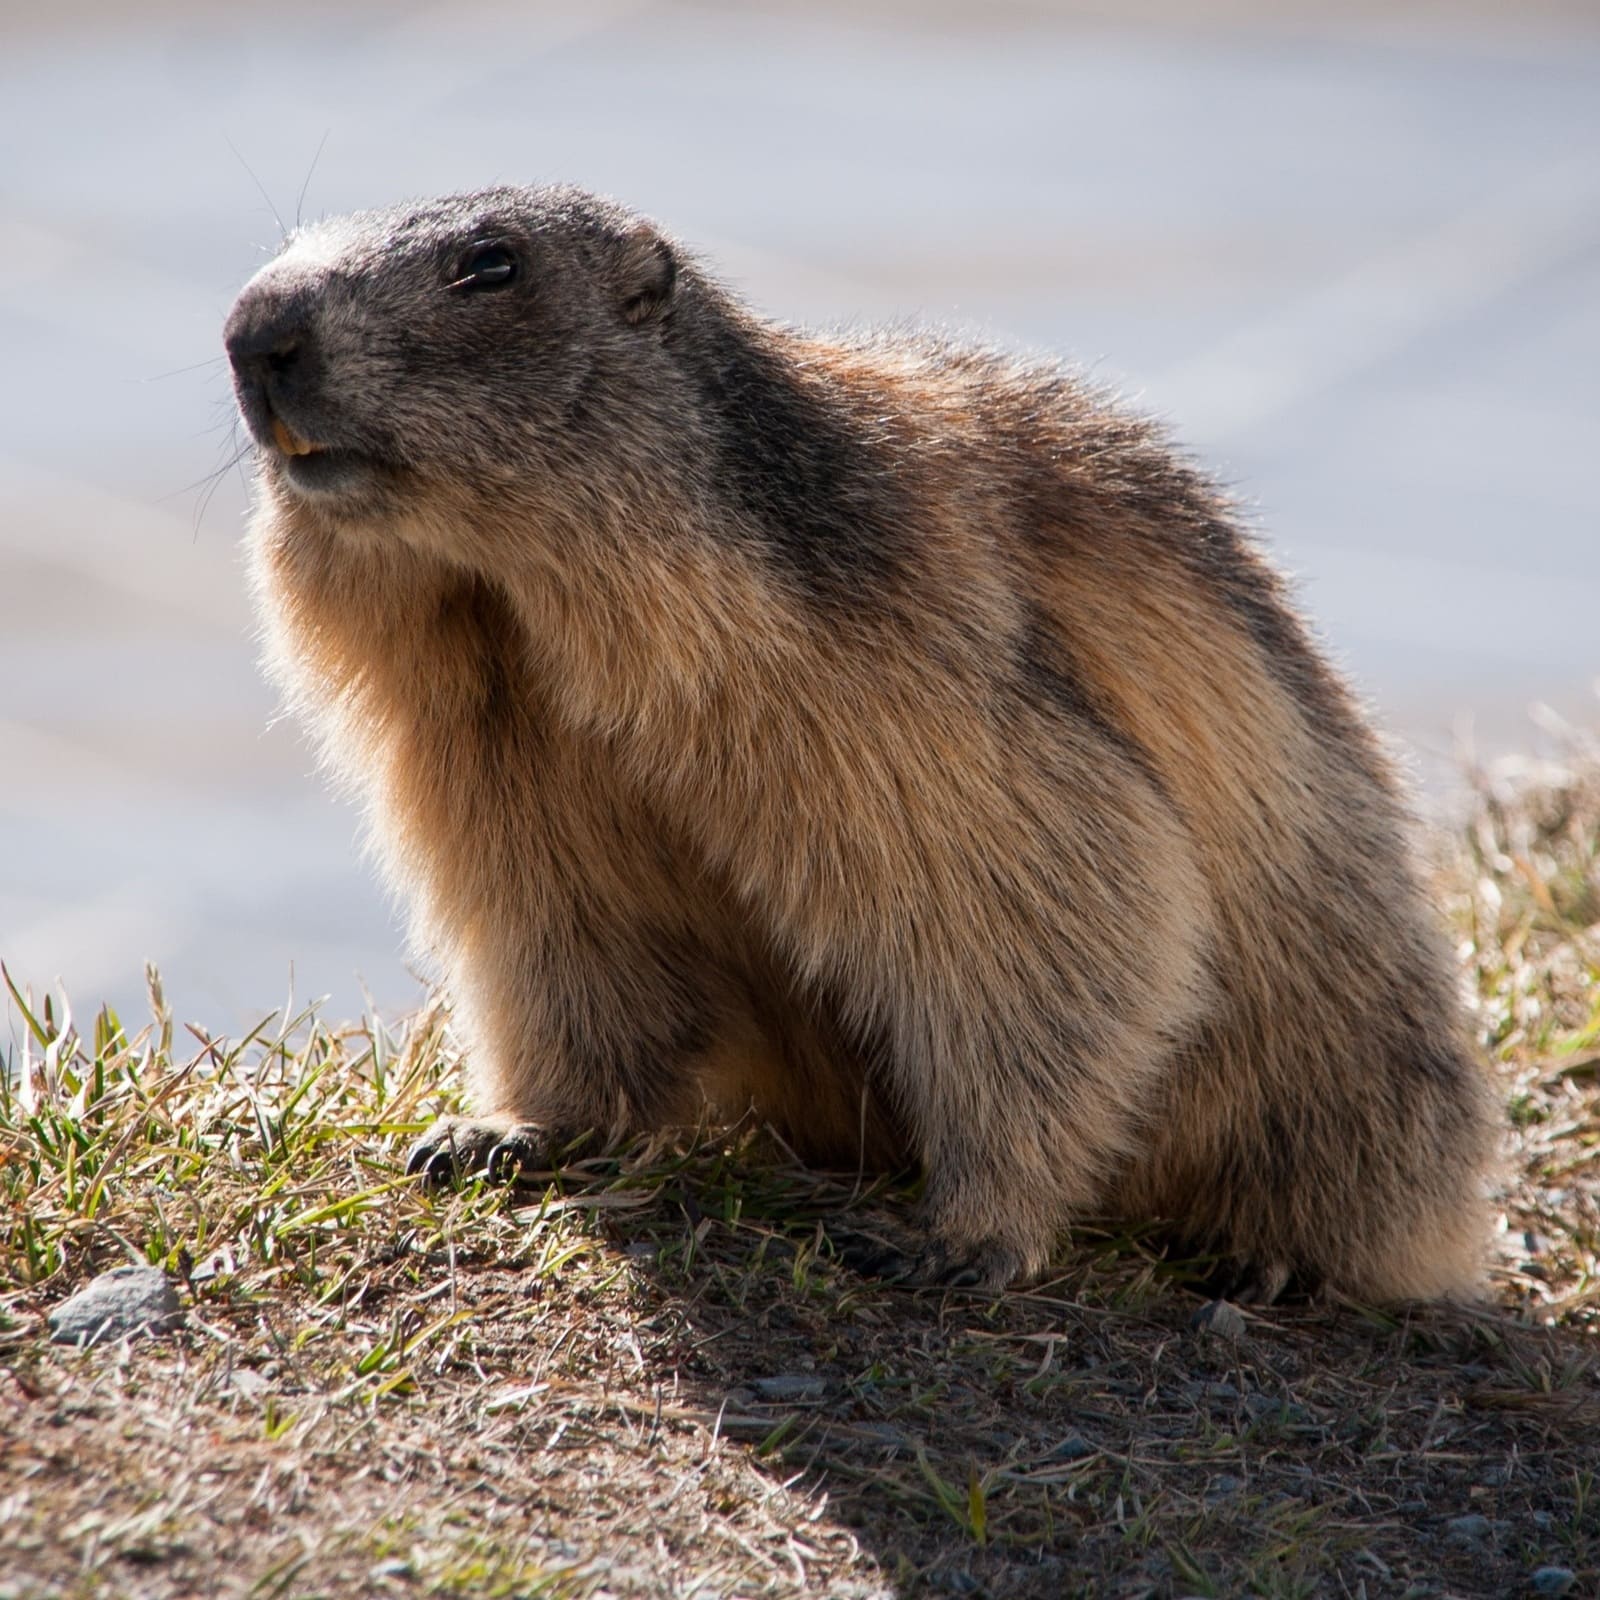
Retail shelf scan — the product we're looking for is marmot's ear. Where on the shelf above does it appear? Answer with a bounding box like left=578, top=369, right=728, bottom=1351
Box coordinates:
left=613, top=223, right=677, bottom=325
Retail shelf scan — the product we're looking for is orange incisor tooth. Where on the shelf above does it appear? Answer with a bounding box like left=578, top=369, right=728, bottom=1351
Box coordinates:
left=271, top=417, right=319, bottom=456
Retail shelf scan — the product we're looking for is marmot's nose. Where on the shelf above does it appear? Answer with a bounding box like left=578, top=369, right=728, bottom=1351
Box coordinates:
left=224, top=291, right=311, bottom=383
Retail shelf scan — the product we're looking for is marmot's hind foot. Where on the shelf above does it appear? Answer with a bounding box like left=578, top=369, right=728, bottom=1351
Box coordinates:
left=405, top=1117, right=562, bottom=1188
left=1200, top=1256, right=1316, bottom=1307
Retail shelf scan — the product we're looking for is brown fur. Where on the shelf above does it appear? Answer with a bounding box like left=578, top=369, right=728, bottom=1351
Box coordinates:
left=226, top=186, right=1496, bottom=1300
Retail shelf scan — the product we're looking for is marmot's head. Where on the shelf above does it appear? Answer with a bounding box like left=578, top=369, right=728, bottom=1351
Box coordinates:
left=224, top=185, right=688, bottom=527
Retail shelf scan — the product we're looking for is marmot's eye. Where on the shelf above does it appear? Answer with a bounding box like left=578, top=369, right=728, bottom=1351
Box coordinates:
left=449, top=244, right=518, bottom=292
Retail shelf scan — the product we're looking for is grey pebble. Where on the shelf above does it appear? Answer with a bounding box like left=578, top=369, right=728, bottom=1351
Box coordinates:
left=849, top=1422, right=908, bottom=1447
left=1530, top=1568, right=1575, bottom=1597
left=1189, top=1298, right=1247, bottom=1339
left=750, top=1374, right=828, bottom=1403
left=47, top=1267, right=184, bottom=1347
left=1178, top=1377, right=1236, bottom=1401
left=1245, top=1392, right=1308, bottom=1420
left=1049, top=1433, right=1096, bottom=1460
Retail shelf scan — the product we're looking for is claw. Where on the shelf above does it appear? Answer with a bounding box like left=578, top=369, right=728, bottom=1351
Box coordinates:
left=406, top=1119, right=513, bottom=1188
left=1204, top=1257, right=1294, bottom=1306
left=485, top=1138, right=528, bottom=1184
left=833, top=1227, right=1024, bottom=1290
left=828, top=1228, right=917, bottom=1280
left=405, top=1118, right=567, bottom=1191
left=407, top=1136, right=472, bottom=1190
left=421, top=1147, right=461, bottom=1188
left=404, top=1133, right=458, bottom=1186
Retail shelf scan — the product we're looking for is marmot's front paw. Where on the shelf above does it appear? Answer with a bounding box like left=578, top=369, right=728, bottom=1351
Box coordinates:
left=835, top=1227, right=1030, bottom=1290
left=404, top=1117, right=560, bottom=1188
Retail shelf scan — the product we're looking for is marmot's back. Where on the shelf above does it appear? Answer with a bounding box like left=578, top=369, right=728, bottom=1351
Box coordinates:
left=761, top=335, right=1493, bottom=1299
left=226, top=185, right=1495, bottom=1302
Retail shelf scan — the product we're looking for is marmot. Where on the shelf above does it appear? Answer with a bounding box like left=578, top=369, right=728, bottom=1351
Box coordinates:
left=224, top=184, right=1495, bottom=1302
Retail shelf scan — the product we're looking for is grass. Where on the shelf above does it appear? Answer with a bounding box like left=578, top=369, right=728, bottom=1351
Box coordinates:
left=2, top=759, right=1598, bottom=1599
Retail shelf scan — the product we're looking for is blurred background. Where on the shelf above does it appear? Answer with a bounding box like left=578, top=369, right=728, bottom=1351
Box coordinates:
left=3, top=0, right=1598, bottom=1031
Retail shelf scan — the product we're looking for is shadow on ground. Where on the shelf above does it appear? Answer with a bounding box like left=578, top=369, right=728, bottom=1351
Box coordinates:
left=479, top=1149, right=1599, bottom=1598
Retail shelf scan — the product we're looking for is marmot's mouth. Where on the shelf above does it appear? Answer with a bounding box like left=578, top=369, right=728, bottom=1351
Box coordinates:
left=271, top=416, right=326, bottom=457
left=274, top=441, right=382, bottom=503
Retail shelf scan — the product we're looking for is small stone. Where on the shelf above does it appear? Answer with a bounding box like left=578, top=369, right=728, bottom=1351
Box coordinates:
left=369, top=1558, right=415, bottom=1583
left=1445, top=1514, right=1493, bottom=1542
left=1244, top=1392, right=1312, bottom=1425
left=1189, top=1298, right=1247, bottom=1339
left=849, top=1421, right=907, bottom=1447
left=750, top=1375, right=827, bottom=1403
left=47, top=1267, right=183, bottom=1347
left=1530, top=1568, right=1575, bottom=1596
left=1049, top=1433, right=1095, bottom=1460
left=1180, top=1377, right=1244, bottom=1403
